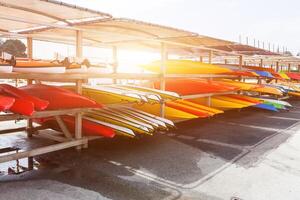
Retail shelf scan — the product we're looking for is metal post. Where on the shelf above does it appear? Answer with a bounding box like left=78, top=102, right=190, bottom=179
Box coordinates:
left=112, top=46, right=118, bottom=84
left=160, top=42, right=167, bottom=117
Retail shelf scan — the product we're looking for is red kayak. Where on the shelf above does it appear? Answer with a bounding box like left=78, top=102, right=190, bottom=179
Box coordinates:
left=0, top=84, right=49, bottom=111
left=154, top=79, right=239, bottom=95
left=41, top=115, right=115, bottom=138
left=9, top=98, right=35, bottom=116
left=0, top=95, right=15, bottom=111
left=20, top=84, right=101, bottom=110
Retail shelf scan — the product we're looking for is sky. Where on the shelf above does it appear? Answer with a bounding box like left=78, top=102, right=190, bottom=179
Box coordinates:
left=60, top=0, right=300, bottom=54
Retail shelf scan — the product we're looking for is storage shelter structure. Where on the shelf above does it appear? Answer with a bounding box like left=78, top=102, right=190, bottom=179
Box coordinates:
left=0, top=0, right=300, bottom=164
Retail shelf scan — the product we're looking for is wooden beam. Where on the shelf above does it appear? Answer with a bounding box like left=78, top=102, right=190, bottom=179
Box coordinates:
left=160, top=42, right=167, bottom=117
left=288, top=63, right=291, bottom=72
left=0, top=138, right=88, bottom=163
left=112, top=46, right=118, bottom=84
left=27, top=37, right=33, bottom=61
left=54, top=116, right=73, bottom=140
left=239, top=55, right=243, bottom=70
left=208, top=50, right=213, bottom=64
left=75, top=113, right=83, bottom=150
left=76, top=30, right=83, bottom=59
left=276, top=61, right=279, bottom=72
left=260, top=59, right=264, bottom=67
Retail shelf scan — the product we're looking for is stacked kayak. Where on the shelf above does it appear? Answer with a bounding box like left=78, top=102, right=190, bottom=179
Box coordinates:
left=133, top=99, right=224, bottom=120
left=0, top=84, right=49, bottom=115
left=65, top=85, right=180, bottom=105
left=153, top=79, right=239, bottom=95
left=142, top=60, right=232, bottom=74
left=14, top=60, right=66, bottom=73
left=0, top=62, right=13, bottom=73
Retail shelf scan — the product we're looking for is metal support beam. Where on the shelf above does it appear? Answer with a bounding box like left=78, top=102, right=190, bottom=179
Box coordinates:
left=76, top=30, right=83, bottom=59
left=27, top=37, right=33, bottom=61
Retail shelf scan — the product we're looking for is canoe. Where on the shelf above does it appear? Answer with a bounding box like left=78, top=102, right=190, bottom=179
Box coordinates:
left=176, top=100, right=224, bottom=115
left=0, top=84, right=49, bottom=111
left=142, top=60, right=232, bottom=74
left=42, top=115, right=115, bottom=138
left=0, top=95, right=15, bottom=111
left=153, top=79, right=238, bottom=95
left=166, top=101, right=210, bottom=118
left=65, top=85, right=146, bottom=104
left=86, top=110, right=153, bottom=135
left=114, top=84, right=180, bottom=101
left=133, top=103, right=198, bottom=120
left=20, top=84, right=100, bottom=110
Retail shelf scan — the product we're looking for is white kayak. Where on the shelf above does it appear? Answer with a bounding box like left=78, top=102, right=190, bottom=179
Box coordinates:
left=0, top=65, right=13, bottom=73
left=13, top=66, right=66, bottom=73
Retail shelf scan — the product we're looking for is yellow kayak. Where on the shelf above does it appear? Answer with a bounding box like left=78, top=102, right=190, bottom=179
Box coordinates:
left=249, top=86, right=283, bottom=96
left=65, top=85, right=145, bottom=104
left=133, top=103, right=198, bottom=120
left=214, top=96, right=256, bottom=106
left=190, top=97, right=248, bottom=110
left=115, top=84, right=181, bottom=101
left=279, top=73, right=290, bottom=80
left=217, top=80, right=260, bottom=90
left=86, top=111, right=153, bottom=136
left=288, top=91, right=300, bottom=97
left=142, top=60, right=232, bottom=74
left=176, top=99, right=224, bottom=115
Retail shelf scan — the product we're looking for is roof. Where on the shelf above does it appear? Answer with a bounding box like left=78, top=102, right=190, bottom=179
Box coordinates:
left=0, top=0, right=111, bottom=32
